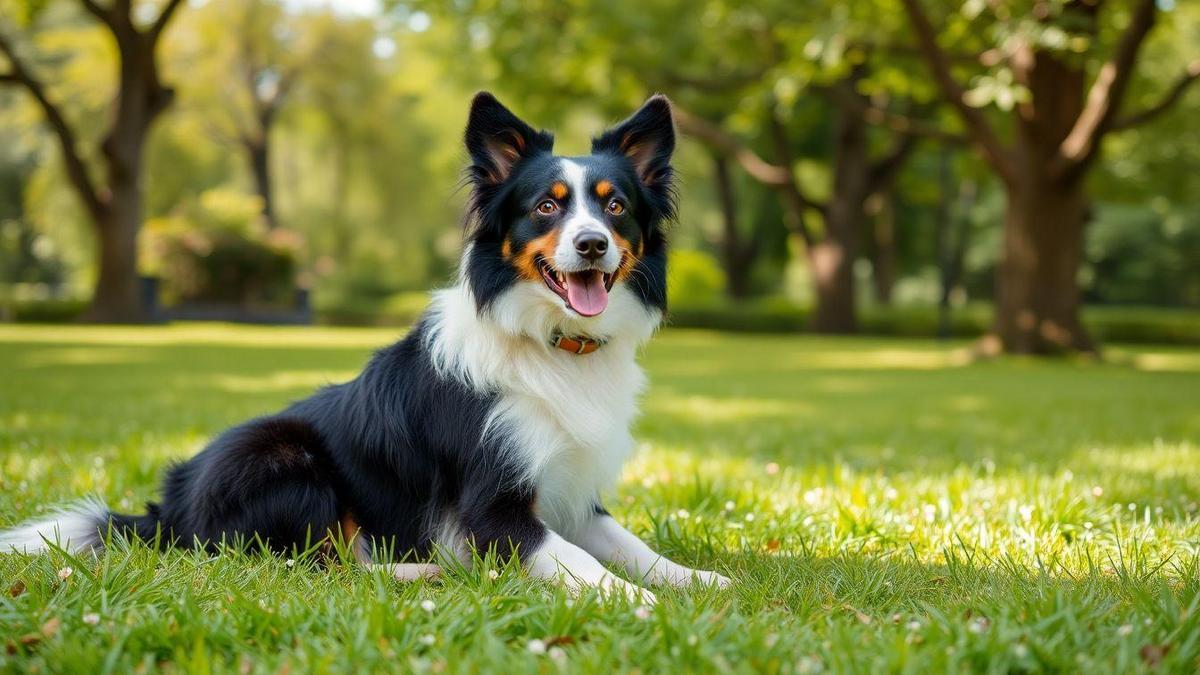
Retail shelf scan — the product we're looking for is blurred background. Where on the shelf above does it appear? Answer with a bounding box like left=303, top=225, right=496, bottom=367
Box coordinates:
left=0, top=0, right=1196, bottom=354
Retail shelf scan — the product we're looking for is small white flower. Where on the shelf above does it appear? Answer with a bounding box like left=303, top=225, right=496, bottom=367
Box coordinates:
left=548, top=646, right=567, bottom=663
left=724, top=501, right=736, bottom=512
left=744, top=513, right=755, bottom=522
left=676, top=509, right=690, bottom=520
left=527, top=638, right=547, bottom=655
left=487, top=569, right=500, bottom=580
left=968, top=617, right=990, bottom=634
left=634, top=605, right=652, bottom=620
left=796, top=655, right=824, bottom=674
left=765, top=462, right=780, bottom=475
left=419, top=634, right=436, bottom=646
left=57, top=566, right=73, bottom=580
left=1012, top=643, right=1029, bottom=658
left=1117, top=624, right=1133, bottom=637
left=906, top=620, right=922, bottom=631
left=420, top=599, right=436, bottom=613
left=1092, top=486, right=1104, bottom=497
left=687, top=634, right=699, bottom=646
left=82, top=612, right=100, bottom=626
left=285, top=559, right=295, bottom=568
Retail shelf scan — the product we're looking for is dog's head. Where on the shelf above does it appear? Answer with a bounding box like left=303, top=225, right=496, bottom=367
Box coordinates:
left=460, top=93, right=674, bottom=339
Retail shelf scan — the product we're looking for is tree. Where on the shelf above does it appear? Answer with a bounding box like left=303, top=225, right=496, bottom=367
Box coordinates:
left=0, top=0, right=185, bottom=322
left=901, top=0, right=1200, bottom=354
left=675, top=86, right=917, bottom=332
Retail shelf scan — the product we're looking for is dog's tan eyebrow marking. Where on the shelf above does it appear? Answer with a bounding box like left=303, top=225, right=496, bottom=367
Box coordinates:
left=595, top=180, right=613, bottom=198
left=550, top=182, right=568, bottom=200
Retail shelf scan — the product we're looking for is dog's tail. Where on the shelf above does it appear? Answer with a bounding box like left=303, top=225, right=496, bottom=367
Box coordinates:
left=0, top=497, right=163, bottom=554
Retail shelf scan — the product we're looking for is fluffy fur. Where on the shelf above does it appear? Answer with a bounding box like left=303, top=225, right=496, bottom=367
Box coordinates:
left=0, top=93, right=727, bottom=601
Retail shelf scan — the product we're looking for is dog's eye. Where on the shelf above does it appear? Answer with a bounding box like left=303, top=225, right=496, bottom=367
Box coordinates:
left=536, top=200, right=558, bottom=216
left=606, top=199, right=625, bottom=216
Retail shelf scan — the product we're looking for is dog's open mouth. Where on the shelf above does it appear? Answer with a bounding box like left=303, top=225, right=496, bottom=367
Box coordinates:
left=539, top=257, right=615, bottom=317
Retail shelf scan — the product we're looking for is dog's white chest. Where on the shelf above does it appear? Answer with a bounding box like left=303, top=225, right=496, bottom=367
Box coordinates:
left=496, top=348, right=644, bottom=533
left=426, top=282, right=659, bottom=533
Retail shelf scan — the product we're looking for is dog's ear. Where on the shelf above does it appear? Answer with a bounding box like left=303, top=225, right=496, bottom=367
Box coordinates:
left=592, top=95, right=675, bottom=188
left=465, top=92, right=553, bottom=185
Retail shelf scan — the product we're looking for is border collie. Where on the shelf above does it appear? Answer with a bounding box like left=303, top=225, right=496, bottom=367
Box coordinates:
left=0, top=93, right=728, bottom=602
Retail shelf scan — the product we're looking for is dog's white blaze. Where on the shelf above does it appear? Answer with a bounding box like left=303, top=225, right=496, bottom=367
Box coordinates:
left=553, top=159, right=620, bottom=273
left=427, top=257, right=659, bottom=537
left=0, top=497, right=108, bottom=554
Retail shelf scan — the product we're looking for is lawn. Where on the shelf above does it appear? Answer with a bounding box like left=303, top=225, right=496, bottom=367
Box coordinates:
left=1, top=324, right=1198, bottom=673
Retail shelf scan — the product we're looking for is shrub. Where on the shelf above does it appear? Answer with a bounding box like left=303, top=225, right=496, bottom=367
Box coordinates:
left=667, top=249, right=726, bottom=307
left=141, top=189, right=301, bottom=307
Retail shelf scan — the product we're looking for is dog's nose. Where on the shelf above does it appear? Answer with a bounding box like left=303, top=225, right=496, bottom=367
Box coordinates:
left=573, top=231, right=609, bottom=261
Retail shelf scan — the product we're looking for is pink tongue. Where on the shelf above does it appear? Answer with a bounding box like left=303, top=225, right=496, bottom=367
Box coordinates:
left=564, top=270, right=609, bottom=316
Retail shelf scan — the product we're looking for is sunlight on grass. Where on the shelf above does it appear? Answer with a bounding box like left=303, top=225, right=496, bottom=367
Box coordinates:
left=207, top=370, right=357, bottom=394
left=1, top=324, right=1198, bottom=672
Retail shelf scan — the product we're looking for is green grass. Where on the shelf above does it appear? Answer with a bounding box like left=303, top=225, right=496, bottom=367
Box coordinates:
left=1, top=324, right=1199, bottom=673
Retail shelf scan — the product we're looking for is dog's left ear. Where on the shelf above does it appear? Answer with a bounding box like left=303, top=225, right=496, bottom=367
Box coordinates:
left=592, top=95, right=675, bottom=187
left=465, top=92, right=554, bottom=186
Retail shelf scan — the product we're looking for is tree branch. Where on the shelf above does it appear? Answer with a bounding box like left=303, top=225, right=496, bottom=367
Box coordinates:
left=78, top=0, right=117, bottom=30
left=764, top=107, right=821, bottom=247
left=1109, top=59, right=1200, bottom=131
left=0, top=31, right=107, bottom=223
left=672, top=105, right=823, bottom=246
left=899, top=0, right=1016, bottom=184
left=148, top=0, right=185, bottom=45
left=1053, top=0, right=1158, bottom=181
left=658, top=65, right=771, bottom=94
left=816, top=82, right=969, bottom=145
left=868, top=133, right=920, bottom=193
left=673, top=107, right=793, bottom=188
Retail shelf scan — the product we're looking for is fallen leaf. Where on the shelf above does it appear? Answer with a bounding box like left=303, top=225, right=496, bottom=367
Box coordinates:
left=544, top=635, right=577, bottom=647
left=1139, top=643, right=1170, bottom=667
left=843, top=603, right=872, bottom=625
left=41, top=617, right=61, bottom=639
left=9, top=580, right=25, bottom=597
left=765, top=539, right=781, bottom=552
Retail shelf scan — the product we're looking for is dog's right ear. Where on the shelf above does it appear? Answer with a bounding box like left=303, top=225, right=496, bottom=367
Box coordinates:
left=465, top=92, right=553, bottom=185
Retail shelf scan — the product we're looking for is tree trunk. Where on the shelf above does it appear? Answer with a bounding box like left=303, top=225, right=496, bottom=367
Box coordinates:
left=711, top=153, right=755, bottom=299
left=86, top=77, right=153, bottom=323
left=84, top=23, right=174, bottom=322
left=89, top=198, right=143, bottom=323
left=247, top=136, right=277, bottom=229
left=869, top=191, right=896, bottom=305
left=992, top=177, right=1094, bottom=354
left=809, top=88, right=869, bottom=334
left=987, top=40, right=1095, bottom=354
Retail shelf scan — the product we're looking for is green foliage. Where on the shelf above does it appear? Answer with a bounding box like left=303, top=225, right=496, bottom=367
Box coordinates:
left=667, top=249, right=727, bottom=307
left=1, top=0, right=1198, bottom=325
left=1, top=324, right=1199, bottom=671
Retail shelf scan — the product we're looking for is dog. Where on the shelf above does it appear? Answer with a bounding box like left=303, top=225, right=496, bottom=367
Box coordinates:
left=0, top=93, right=729, bottom=602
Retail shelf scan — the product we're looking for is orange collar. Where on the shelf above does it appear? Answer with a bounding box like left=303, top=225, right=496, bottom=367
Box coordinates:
left=551, top=333, right=607, bottom=355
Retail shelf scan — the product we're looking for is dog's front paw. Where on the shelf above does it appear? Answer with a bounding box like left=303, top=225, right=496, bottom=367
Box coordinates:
left=598, top=574, right=658, bottom=605
left=691, top=569, right=731, bottom=588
